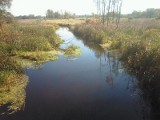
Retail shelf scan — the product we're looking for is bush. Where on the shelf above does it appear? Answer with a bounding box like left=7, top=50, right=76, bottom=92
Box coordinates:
left=0, top=23, right=62, bottom=55
left=72, top=24, right=108, bottom=45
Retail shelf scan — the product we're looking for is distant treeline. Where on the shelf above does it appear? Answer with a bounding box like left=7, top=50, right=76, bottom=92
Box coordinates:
left=46, top=9, right=76, bottom=19
left=15, top=10, right=76, bottom=19
left=127, top=8, right=160, bottom=19
left=16, top=14, right=44, bottom=19
left=15, top=8, right=160, bottom=20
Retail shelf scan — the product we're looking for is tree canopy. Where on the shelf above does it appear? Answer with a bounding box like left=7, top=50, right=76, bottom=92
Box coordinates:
left=46, top=9, right=75, bottom=19
left=128, top=8, right=160, bottom=19
left=0, top=0, right=12, bottom=9
left=0, top=0, right=13, bottom=28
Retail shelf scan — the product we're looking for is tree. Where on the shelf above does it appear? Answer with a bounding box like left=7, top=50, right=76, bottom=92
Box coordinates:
left=112, top=0, right=116, bottom=22
left=107, top=0, right=111, bottom=26
left=0, top=0, right=12, bottom=9
left=0, top=0, right=13, bottom=29
left=128, top=8, right=160, bottom=18
left=46, top=9, right=54, bottom=18
left=94, top=0, right=123, bottom=27
left=64, top=11, right=72, bottom=19
left=115, top=0, right=123, bottom=28
left=94, top=0, right=108, bottom=24
left=54, top=11, right=61, bottom=19
left=101, top=0, right=107, bottom=24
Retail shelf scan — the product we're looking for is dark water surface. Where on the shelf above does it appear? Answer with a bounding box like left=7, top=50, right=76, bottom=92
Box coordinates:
left=1, top=28, right=149, bottom=120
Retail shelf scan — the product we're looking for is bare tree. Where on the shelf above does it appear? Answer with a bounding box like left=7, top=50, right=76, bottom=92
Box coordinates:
left=0, top=0, right=12, bottom=30
left=94, top=0, right=122, bottom=27
left=107, top=0, right=112, bottom=26
left=116, top=0, right=123, bottom=28
left=101, top=0, right=107, bottom=24
left=112, top=0, right=116, bottom=23
left=95, top=0, right=112, bottom=24
left=94, top=0, right=101, bottom=20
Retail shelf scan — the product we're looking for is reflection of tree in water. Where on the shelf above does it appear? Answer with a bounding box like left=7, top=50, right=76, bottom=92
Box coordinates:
left=76, top=36, right=160, bottom=119
left=106, top=53, right=114, bottom=87
left=100, top=51, right=121, bottom=87
left=80, top=38, right=122, bottom=87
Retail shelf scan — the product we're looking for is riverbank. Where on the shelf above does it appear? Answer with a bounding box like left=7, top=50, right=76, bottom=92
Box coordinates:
left=0, top=22, right=62, bottom=113
left=71, top=19, right=160, bottom=80
left=71, top=19, right=160, bottom=117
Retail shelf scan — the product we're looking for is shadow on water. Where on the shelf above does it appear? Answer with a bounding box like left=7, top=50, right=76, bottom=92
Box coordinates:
left=0, top=27, right=160, bottom=120
left=123, top=57, right=160, bottom=120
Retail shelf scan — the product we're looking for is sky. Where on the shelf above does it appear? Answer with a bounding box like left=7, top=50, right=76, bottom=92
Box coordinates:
left=11, top=0, right=160, bottom=16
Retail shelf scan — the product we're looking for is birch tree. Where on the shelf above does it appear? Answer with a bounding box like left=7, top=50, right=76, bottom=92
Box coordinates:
left=94, top=0, right=123, bottom=27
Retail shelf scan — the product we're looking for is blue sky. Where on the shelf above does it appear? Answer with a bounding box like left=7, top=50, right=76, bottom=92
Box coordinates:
left=11, top=0, right=160, bottom=16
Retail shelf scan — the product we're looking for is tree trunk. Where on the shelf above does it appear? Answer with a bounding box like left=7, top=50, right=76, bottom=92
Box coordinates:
left=107, top=0, right=111, bottom=26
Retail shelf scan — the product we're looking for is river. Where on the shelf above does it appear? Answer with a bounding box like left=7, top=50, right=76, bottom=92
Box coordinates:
left=1, top=28, right=150, bottom=120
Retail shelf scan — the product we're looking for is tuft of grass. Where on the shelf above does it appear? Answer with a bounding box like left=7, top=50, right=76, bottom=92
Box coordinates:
left=64, top=45, right=82, bottom=57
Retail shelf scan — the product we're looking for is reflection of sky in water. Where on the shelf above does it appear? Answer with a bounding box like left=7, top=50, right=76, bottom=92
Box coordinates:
left=56, top=28, right=90, bottom=54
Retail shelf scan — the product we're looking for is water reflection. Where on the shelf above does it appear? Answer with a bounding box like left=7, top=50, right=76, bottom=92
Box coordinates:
left=73, top=27, right=160, bottom=120
left=1, top=27, right=159, bottom=120
left=78, top=35, right=123, bottom=88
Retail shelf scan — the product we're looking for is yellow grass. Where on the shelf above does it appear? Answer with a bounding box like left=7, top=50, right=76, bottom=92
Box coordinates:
left=18, top=19, right=85, bottom=26
left=43, top=19, right=85, bottom=25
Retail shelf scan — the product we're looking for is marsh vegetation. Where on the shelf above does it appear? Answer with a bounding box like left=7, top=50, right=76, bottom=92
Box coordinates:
left=0, top=22, right=63, bottom=113
left=1, top=0, right=160, bottom=119
left=71, top=18, right=160, bottom=119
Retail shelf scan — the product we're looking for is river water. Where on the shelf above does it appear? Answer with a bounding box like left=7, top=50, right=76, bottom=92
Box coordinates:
left=1, top=28, right=150, bottom=120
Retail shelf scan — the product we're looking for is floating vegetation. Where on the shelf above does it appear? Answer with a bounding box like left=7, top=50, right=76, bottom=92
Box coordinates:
left=64, top=45, right=82, bottom=57
left=16, top=51, right=59, bottom=63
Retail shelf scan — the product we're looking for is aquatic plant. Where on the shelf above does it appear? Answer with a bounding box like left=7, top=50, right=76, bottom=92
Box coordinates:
left=64, top=45, right=82, bottom=57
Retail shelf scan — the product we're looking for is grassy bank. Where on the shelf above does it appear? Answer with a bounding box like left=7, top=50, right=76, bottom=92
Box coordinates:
left=72, top=19, right=160, bottom=80
left=0, top=22, right=62, bottom=114
left=71, top=19, right=160, bottom=64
